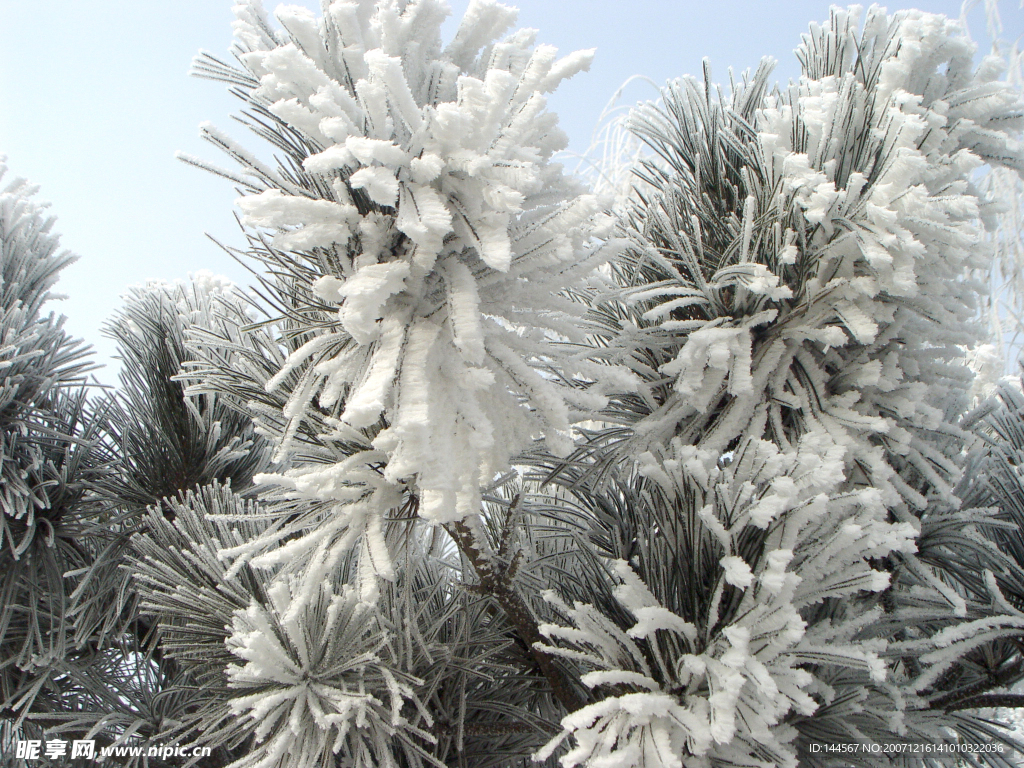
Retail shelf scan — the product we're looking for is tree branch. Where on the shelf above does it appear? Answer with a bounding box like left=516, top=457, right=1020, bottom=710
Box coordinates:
left=444, top=517, right=584, bottom=713
left=943, top=693, right=1024, bottom=711
left=928, top=661, right=1024, bottom=710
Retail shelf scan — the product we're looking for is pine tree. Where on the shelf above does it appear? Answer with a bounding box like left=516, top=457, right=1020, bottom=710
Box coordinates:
left=534, top=8, right=1024, bottom=763
left=69, top=278, right=275, bottom=764
left=8, top=2, right=1024, bottom=767
left=0, top=233, right=271, bottom=762
left=152, top=1, right=1024, bottom=765
left=0, top=160, right=108, bottom=749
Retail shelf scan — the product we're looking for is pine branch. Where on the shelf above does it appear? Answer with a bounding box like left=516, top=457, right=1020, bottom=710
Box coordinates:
left=444, top=517, right=584, bottom=713
left=431, top=720, right=540, bottom=737
left=928, top=661, right=1024, bottom=710
left=943, top=694, right=1024, bottom=711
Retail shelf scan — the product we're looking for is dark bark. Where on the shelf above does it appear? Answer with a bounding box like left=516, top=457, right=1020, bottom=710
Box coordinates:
left=443, top=518, right=584, bottom=713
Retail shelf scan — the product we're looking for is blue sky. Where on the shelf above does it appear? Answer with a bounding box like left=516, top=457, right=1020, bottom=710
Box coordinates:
left=0, top=0, right=1012, bottom=378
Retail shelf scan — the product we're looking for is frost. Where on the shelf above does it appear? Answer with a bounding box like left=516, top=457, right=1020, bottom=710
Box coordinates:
left=335, top=261, right=410, bottom=345
left=225, top=576, right=432, bottom=768
left=196, top=0, right=629, bottom=568
left=349, top=166, right=399, bottom=207
left=537, top=432, right=929, bottom=766
left=719, top=556, right=753, bottom=588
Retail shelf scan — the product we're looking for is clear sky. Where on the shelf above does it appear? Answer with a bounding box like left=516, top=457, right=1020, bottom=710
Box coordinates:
left=0, top=0, right=1015, bottom=380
